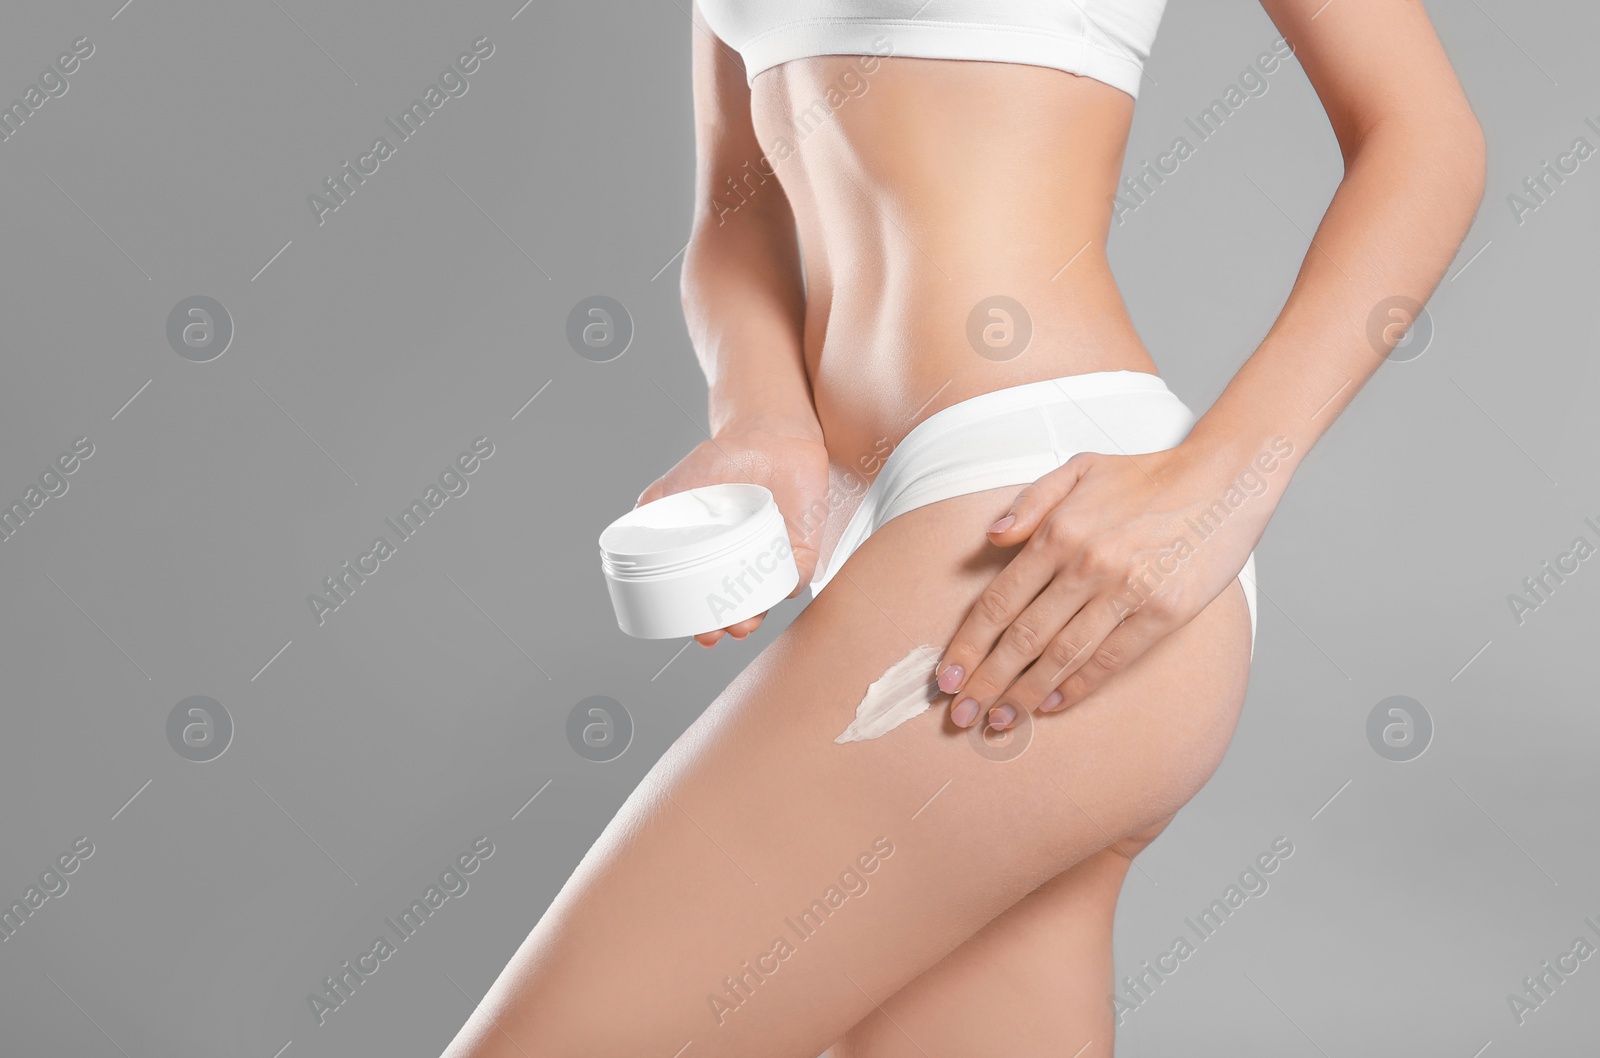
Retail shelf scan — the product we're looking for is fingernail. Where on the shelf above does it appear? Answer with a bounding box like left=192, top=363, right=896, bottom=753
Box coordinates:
left=990, top=703, right=1017, bottom=730
left=937, top=664, right=964, bottom=694
left=952, top=698, right=979, bottom=727
left=988, top=514, right=1016, bottom=533
left=1040, top=690, right=1065, bottom=712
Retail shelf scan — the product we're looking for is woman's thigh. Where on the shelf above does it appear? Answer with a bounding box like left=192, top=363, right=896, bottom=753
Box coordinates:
left=441, top=487, right=1252, bottom=1058
left=829, top=820, right=1174, bottom=1058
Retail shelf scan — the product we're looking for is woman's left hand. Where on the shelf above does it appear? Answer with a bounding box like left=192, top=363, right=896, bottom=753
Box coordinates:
left=936, top=440, right=1286, bottom=730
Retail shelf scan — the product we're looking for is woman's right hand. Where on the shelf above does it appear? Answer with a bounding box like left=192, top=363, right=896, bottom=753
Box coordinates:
left=636, top=427, right=831, bottom=647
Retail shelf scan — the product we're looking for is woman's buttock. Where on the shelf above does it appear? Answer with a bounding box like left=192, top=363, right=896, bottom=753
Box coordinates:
left=798, top=488, right=1255, bottom=769
left=451, top=488, right=1250, bottom=1058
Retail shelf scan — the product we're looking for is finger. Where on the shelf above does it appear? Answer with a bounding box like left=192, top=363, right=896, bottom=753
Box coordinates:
left=723, top=614, right=765, bottom=639
left=636, top=477, right=669, bottom=508
left=694, top=629, right=725, bottom=647
left=936, top=543, right=1058, bottom=703
left=1045, top=608, right=1170, bottom=712
left=1024, top=595, right=1126, bottom=701
left=992, top=601, right=1120, bottom=726
left=785, top=536, right=820, bottom=599
left=1001, top=598, right=1127, bottom=717
left=984, top=454, right=1093, bottom=546
left=938, top=463, right=1094, bottom=695
left=950, top=581, right=1090, bottom=729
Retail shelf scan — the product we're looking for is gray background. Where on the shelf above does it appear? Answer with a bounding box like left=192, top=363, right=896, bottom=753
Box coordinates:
left=0, top=0, right=1595, bottom=1055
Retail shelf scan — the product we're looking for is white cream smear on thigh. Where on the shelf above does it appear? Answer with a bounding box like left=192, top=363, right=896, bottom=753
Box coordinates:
left=835, top=645, right=943, bottom=744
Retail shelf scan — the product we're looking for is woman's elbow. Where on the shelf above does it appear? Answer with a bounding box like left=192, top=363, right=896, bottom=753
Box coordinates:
left=1348, top=106, right=1488, bottom=212
left=1452, top=110, right=1489, bottom=209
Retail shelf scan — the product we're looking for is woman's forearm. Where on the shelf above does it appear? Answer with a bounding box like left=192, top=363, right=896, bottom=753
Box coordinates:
left=681, top=206, right=820, bottom=443
left=1182, top=113, right=1488, bottom=493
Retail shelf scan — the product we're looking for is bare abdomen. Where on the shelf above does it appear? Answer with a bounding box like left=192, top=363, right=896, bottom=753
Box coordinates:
left=747, top=56, right=1159, bottom=470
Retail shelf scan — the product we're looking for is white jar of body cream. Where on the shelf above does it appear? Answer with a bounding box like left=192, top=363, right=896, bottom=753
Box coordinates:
left=598, top=482, right=798, bottom=639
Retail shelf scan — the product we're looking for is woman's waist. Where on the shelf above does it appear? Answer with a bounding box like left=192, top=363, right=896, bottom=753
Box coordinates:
left=809, top=292, right=1161, bottom=466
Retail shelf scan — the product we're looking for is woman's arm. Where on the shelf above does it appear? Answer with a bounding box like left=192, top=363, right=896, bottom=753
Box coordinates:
left=680, top=3, right=819, bottom=445
left=637, top=6, right=829, bottom=646
left=1180, top=0, right=1487, bottom=495
left=936, top=0, right=1487, bottom=721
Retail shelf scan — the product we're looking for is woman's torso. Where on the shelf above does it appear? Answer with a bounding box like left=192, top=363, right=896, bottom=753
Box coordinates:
left=746, top=56, right=1158, bottom=489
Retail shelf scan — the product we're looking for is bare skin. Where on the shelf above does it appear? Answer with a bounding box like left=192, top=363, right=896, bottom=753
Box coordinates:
left=446, top=487, right=1252, bottom=1058
left=444, top=0, right=1484, bottom=1052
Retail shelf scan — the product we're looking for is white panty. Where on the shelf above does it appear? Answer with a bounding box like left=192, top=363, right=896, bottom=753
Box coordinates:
left=810, top=370, right=1258, bottom=656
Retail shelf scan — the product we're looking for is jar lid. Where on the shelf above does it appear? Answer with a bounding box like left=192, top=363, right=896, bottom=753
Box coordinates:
left=598, top=482, right=781, bottom=578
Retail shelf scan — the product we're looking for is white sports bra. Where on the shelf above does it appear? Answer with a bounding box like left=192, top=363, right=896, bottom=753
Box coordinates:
left=696, top=0, right=1169, bottom=98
